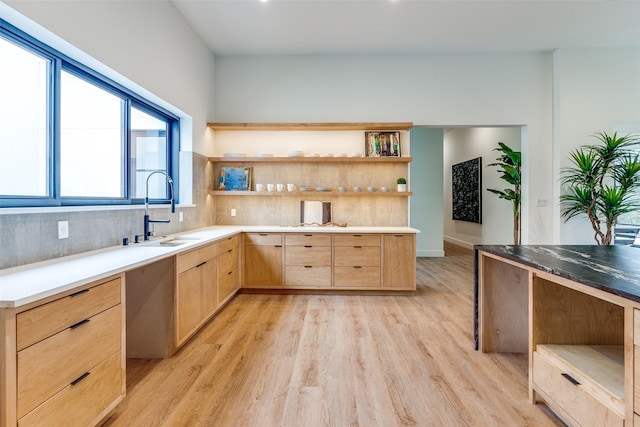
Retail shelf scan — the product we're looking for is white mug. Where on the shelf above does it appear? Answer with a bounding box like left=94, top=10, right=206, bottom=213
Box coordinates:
left=267, top=183, right=275, bottom=192
left=276, top=183, right=285, bottom=192
left=287, top=183, right=296, bottom=192
left=256, top=183, right=265, bottom=192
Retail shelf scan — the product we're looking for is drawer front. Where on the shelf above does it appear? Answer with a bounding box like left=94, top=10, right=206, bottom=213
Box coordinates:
left=18, top=351, right=123, bottom=427
left=177, top=242, right=218, bottom=273
left=532, top=351, right=624, bottom=427
left=334, top=246, right=381, bottom=267
left=285, top=246, right=332, bottom=266
left=16, top=277, right=121, bottom=351
left=285, top=266, right=332, bottom=287
left=218, top=234, right=239, bottom=253
left=334, top=267, right=381, bottom=287
left=285, top=234, right=332, bottom=246
left=219, top=268, right=240, bottom=303
left=218, top=246, right=239, bottom=275
left=17, top=304, right=122, bottom=418
left=245, top=233, right=283, bottom=246
left=334, top=234, right=381, bottom=247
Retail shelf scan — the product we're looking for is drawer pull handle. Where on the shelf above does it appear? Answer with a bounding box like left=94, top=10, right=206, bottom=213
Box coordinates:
left=354, top=266, right=362, bottom=269
left=228, top=271, right=233, bottom=275
left=561, top=373, right=580, bottom=386
left=304, top=245, right=312, bottom=248
left=353, top=235, right=362, bottom=237
left=275, top=245, right=282, bottom=248
left=354, top=246, right=362, bottom=249
left=304, top=266, right=313, bottom=268
left=70, top=319, right=90, bottom=329
left=228, top=249, right=233, bottom=253
left=70, top=372, right=90, bottom=386
left=196, top=261, right=207, bottom=268
left=69, top=289, right=89, bottom=298
left=304, top=234, right=312, bottom=237
left=259, top=233, right=268, bottom=236
left=394, top=235, right=404, bottom=237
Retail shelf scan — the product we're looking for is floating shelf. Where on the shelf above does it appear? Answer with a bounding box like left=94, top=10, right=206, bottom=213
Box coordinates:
left=207, top=122, right=413, bottom=131
left=208, top=156, right=412, bottom=163
left=209, top=190, right=413, bottom=197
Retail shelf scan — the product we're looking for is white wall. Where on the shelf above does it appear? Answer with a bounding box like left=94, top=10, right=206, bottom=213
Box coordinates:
left=215, top=53, right=555, bottom=244
left=443, top=127, right=522, bottom=248
left=3, top=0, right=216, bottom=155
left=553, top=48, right=640, bottom=244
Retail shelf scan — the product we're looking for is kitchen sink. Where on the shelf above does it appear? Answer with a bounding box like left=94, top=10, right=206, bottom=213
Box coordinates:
left=147, top=237, right=200, bottom=247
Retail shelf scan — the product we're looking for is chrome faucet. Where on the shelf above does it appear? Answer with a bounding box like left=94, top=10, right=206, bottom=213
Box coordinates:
left=144, top=170, right=175, bottom=240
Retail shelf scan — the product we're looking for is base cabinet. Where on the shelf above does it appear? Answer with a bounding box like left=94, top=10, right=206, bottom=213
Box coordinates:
left=2, top=275, right=125, bottom=427
left=176, top=242, right=218, bottom=347
left=244, top=233, right=283, bottom=287
left=382, top=234, right=416, bottom=289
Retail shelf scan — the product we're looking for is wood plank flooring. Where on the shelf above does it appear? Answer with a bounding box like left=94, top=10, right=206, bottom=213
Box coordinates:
left=103, top=243, right=562, bottom=426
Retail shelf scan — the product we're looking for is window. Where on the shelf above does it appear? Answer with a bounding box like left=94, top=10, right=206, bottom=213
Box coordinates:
left=0, top=20, right=179, bottom=208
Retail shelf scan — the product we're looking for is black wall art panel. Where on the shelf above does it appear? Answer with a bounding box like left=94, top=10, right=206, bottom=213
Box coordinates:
left=452, top=157, right=482, bottom=223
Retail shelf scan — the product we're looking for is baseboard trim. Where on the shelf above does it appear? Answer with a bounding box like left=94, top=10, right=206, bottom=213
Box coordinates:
left=443, top=236, right=475, bottom=250
left=417, top=249, right=445, bottom=257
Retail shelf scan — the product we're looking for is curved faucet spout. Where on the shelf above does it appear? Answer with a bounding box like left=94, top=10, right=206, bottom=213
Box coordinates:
left=144, top=170, right=175, bottom=240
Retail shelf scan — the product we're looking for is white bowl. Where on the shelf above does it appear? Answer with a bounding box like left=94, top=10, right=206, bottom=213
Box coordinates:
left=254, top=153, right=273, bottom=157
left=337, top=153, right=348, bottom=157
left=224, top=152, right=245, bottom=157
left=309, top=152, right=320, bottom=157
left=288, top=151, right=304, bottom=157
left=321, top=153, right=333, bottom=157
left=367, top=186, right=376, bottom=192
left=381, top=186, right=390, bottom=192
left=349, top=152, right=362, bottom=158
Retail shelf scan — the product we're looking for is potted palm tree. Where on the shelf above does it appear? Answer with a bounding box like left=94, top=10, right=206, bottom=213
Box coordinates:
left=487, top=142, right=522, bottom=245
left=560, top=131, right=640, bottom=245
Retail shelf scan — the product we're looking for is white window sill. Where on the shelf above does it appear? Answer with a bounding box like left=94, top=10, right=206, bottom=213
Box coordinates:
left=0, top=204, right=196, bottom=215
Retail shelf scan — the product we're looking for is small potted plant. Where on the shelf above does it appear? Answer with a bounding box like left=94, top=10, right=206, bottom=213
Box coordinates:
left=397, top=177, right=407, bottom=192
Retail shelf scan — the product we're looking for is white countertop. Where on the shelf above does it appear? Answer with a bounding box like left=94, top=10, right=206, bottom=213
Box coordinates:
left=0, top=225, right=418, bottom=308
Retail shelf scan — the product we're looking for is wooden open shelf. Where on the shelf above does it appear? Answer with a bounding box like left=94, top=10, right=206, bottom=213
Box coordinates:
left=209, top=190, right=413, bottom=197
left=207, top=122, right=413, bottom=131
left=208, top=156, right=412, bottom=163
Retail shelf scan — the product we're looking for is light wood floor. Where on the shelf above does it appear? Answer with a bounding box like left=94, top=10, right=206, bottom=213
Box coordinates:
left=103, top=243, right=562, bottom=427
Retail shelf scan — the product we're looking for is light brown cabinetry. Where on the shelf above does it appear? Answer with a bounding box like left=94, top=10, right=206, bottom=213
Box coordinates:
left=382, top=234, right=416, bottom=289
left=284, top=234, right=332, bottom=287
left=244, top=233, right=283, bottom=287
left=176, top=242, right=218, bottom=346
left=334, top=234, right=381, bottom=288
left=218, top=235, right=240, bottom=304
left=243, top=231, right=416, bottom=291
left=2, top=275, right=125, bottom=427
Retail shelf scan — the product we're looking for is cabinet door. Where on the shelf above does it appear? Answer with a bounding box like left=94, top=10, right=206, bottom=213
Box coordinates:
left=199, top=257, right=218, bottom=322
left=176, top=267, right=202, bottom=343
left=383, top=234, right=416, bottom=289
left=245, top=245, right=282, bottom=287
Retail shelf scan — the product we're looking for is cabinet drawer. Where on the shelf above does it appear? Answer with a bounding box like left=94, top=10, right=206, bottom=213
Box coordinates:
left=177, top=242, right=218, bottom=273
left=285, top=234, right=331, bottom=246
left=532, top=349, right=624, bottom=427
left=18, top=351, right=123, bottom=427
left=218, top=245, right=239, bottom=274
left=245, top=233, right=282, bottom=246
left=219, top=234, right=239, bottom=253
left=285, top=246, right=331, bottom=266
left=334, top=246, right=381, bottom=267
left=17, top=304, right=122, bottom=418
left=334, top=234, right=381, bottom=247
left=16, top=277, right=121, bottom=351
left=219, top=268, right=239, bottom=303
left=285, top=266, right=332, bottom=287
left=334, top=267, right=381, bottom=287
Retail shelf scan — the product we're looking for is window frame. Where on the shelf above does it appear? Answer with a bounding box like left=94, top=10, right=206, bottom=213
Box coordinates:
left=0, top=19, right=179, bottom=209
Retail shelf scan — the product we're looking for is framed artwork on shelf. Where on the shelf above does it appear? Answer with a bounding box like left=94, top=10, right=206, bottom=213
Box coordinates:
left=365, top=131, right=401, bottom=157
left=218, top=166, right=252, bottom=191
left=451, top=157, right=482, bottom=223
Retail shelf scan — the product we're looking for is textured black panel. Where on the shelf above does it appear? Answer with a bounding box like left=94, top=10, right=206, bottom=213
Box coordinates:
left=452, top=157, right=482, bottom=223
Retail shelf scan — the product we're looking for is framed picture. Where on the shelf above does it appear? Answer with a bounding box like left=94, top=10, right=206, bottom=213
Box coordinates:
left=218, top=166, right=252, bottom=191
left=452, top=157, right=482, bottom=223
left=365, top=131, right=400, bottom=157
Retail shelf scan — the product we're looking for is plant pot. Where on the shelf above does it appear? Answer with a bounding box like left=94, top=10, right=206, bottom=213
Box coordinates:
left=397, top=183, right=407, bottom=192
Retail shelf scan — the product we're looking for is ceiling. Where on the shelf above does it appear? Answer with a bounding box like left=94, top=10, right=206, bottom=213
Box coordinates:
left=171, top=0, right=640, bottom=56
